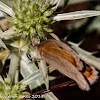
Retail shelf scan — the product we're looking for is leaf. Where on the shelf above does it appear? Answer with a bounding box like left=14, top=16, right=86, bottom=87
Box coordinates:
left=0, top=27, right=15, bottom=39
left=0, top=11, right=4, bottom=18
left=10, top=38, right=29, bottom=52
left=86, top=16, right=100, bottom=32
left=0, top=74, right=4, bottom=84
left=20, top=53, right=38, bottom=74
left=0, top=39, right=10, bottom=65
left=68, top=0, right=94, bottom=5
left=0, top=39, right=8, bottom=49
left=8, top=51, right=20, bottom=82
left=0, top=49, right=10, bottom=65
left=38, top=60, right=47, bottom=79
left=48, top=66, right=55, bottom=73
left=0, top=0, right=13, bottom=7
left=38, top=60, right=49, bottom=90
left=50, top=0, right=60, bottom=5
left=51, top=0, right=61, bottom=9
left=20, top=70, right=41, bottom=85
left=14, top=69, right=19, bottom=84
left=43, top=92, right=59, bottom=100
left=49, top=33, right=60, bottom=41
left=0, top=60, right=3, bottom=73
left=68, top=41, right=100, bottom=70
left=0, top=1, right=14, bottom=17
left=20, top=52, right=44, bottom=90
left=53, top=10, right=100, bottom=21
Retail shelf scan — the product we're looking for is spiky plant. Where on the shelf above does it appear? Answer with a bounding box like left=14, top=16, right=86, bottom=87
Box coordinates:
left=0, top=0, right=100, bottom=100
left=0, top=74, right=28, bottom=100
left=0, top=0, right=58, bottom=99
left=7, top=0, right=55, bottom=40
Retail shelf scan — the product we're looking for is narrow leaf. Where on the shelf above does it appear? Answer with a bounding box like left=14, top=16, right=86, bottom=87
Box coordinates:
left=10, top=38, right=29, bottom=52
left=38, top=60, right=48, bottom=80
left=51, top=0, right=61, bottom=9
left=0, top=49, right=10, bottom=65
left=0, top=75, right=4, bottom=84
left=0, top=39, right=8, bottom=49
left=0, top=1, right=14, bottom=17
left=54, top=10, right=100, bottom=21
left=14, top=69, right=19, bottom=84
left=20, top=70, right=41, bottom=85
left=68, top=0, right=94, bottom=5
left=20, top=53, right=38, bottom=77
left=0, top=11, right=4, bottom=17
left=50, top=0, right=59, bottom=5
left=68, top=41, right=100, bottom=70
left=49, top=33, right=60, bottom=41
left=20, top=52, right=44, bottom=90
left=38, top=60, right=49, bottom=90
left=0, top=27, right=15, bottom=39
left=43, top=92, right=59, bottom=100
left=8, top=51, right=20, bottom=82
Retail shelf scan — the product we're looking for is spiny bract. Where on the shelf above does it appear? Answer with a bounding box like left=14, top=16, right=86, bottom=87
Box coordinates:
left=0, top=75, right=27, bottom=100
left=7, top=0, right=55, bottom=39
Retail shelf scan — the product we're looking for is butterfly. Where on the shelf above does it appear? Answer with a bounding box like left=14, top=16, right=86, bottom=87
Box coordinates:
left=35, top=39, right=98, bottom=91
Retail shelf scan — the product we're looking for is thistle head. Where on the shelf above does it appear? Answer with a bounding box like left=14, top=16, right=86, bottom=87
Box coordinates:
left=0, top=75, right=27, bottom=100
left=7, top=0, right=55, bottom=41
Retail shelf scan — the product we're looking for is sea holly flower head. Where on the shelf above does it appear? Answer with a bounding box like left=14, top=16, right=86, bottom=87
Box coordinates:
left=0, top=75, right=27, bottom=100
left=7, top=0, right=55, bottom=40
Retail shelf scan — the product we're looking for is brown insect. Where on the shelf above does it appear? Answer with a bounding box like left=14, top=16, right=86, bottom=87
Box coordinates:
left=35, top=39, right=98, bottom=91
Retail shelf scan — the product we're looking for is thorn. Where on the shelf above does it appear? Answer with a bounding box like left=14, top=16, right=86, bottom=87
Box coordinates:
left=49, top=33, right=60, bottom=41
left=64, top=36, right=68, bottom=41
left=52, top=0, right=61, bottom=10
left=77, top=40, right=84, bottom=46
left=68, top=41, right=79, bottom=47
left=90, top=51, right=99, bottom=55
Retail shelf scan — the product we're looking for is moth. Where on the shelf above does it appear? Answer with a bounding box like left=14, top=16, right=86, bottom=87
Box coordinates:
left=35, top=39, right=98, bottom=91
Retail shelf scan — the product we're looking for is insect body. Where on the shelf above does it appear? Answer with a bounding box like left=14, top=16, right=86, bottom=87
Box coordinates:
left=36, top=39, right=98, bottom=91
